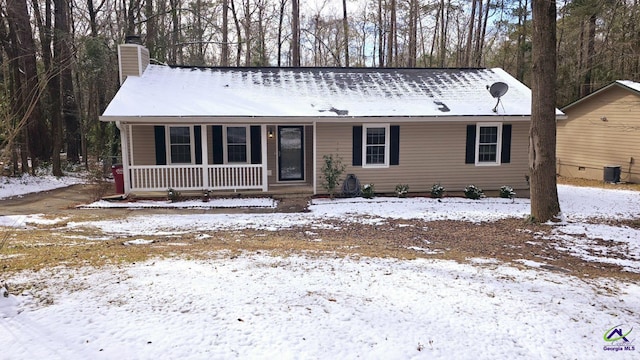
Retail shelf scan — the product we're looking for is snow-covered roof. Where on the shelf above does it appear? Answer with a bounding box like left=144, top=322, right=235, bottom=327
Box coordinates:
left=617, top=80, right=640, bottom=93
left=101, top=65, right=544, bottom=120
left=562, top=80, right=640, bottom=111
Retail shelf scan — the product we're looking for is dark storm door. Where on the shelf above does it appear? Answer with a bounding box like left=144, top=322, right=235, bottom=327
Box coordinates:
left=278, top=126, right=304, bottom=181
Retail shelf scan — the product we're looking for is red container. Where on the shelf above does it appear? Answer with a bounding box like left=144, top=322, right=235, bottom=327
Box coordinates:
left=111, top=164, right=125, bottom=194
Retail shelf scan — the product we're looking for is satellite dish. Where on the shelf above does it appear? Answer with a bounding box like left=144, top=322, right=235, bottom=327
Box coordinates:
left=487, top=82, right=509, bottom=112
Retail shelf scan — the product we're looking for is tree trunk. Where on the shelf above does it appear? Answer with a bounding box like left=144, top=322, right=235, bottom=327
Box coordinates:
left=230, top=0, right=242, bottom=66
left=387, top=0, right=396, bottom=67
left=243, top=0, right=251, bottom=66
left=291, top=0, right=300, bottom=66
left=465, top=0, right=476, bottom=67
left=407, top=0, right=417, bottom=67
left=276, top=0, right=286, bottom=66
left=516, top=0, right=528, bottom=81
left=377, top=0, right=384, bottom=67
left=55, top=0, right=81, bottom=164
left=6, top=0, right=50, bottom=169
left=530, top=0, right=561, bottom=222
left=581, top=13, right=596, bottom=96
left=222, top=0, right=229, bottom=66
left=342, top=0, right=349, bottom=67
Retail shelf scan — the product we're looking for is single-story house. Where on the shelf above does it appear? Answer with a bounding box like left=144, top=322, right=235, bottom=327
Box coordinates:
left=558, top=80, right=640, bottom=183
left=100, top=39, right=556, bottom=197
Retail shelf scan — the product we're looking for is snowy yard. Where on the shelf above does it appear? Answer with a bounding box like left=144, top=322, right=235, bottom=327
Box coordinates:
left=1, top=175, right=639, bottom=359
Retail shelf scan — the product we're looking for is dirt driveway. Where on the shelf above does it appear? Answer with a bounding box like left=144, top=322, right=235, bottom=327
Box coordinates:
left=0, top=183, right=309, bottom=217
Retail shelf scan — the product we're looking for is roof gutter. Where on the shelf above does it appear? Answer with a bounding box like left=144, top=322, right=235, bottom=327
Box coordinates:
left=99, top=114, right=543, bottom=124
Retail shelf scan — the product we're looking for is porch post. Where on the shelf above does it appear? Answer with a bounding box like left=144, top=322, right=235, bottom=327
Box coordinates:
left=313, top=121, right=317, bottom=195
left=117, top=122, right=131, bottom=194
left=261, top=124, right=268, bottom=191
left=201, top=125, right=209, bottom=188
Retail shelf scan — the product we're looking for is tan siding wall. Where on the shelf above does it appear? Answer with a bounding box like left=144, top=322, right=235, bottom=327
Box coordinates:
left=316, top=122, right=530, bottom=194
left=131, top=125, right=157, bottom=165
left=558, top=87, right=640, bottom=183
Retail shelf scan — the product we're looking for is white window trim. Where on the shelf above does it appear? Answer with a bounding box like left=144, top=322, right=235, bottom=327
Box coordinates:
left=223, top=125, right=251, bottom=164
left=167, top=125, right=195, bottom=165
left=362, top=124, right=390, bottom=168
left=475, top=122, right=502, bottom=166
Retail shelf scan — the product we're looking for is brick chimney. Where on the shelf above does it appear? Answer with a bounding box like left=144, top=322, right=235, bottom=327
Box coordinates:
left=117, top=35, right=150, bottom=85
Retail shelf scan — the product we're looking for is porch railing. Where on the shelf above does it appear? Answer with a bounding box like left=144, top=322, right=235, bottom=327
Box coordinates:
left=129, top=164, right=264, bottom=192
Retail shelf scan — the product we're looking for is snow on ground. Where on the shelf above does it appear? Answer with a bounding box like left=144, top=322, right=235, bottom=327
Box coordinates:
left=2, top=255, right=640, bottom=359
left=0, top=173, right=85, bottom=200
left=1, top=176, right=640, bottom=359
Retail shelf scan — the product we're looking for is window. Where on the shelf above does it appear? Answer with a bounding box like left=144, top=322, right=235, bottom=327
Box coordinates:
left=363, top=124, right=389, bottom=167
left=476, top=124, right=501, bottom=165
left=226, top=126, right=248, bottom=163
left=169, top=126, right=192, bottom=163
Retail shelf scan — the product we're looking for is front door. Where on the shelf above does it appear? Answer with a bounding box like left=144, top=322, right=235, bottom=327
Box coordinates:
left=278, top=126, right=304, bottom=181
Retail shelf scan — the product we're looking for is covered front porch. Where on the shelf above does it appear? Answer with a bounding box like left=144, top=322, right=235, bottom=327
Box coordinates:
left=117, top=122, right=315, bottom=195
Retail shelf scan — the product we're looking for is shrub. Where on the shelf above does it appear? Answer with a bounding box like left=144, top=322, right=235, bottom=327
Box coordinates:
left=395, top=184, right=409, bottom=198
left=500, top=185, right=516, bottom=199
left=321, top=154, right=346, bottom=199
left=464, top=184, right=484, bottom=200
left=167, top=188, right=181, bottom=202
left=361, top=183, right=375, bottom=199
left=430, top=183, right=446, bottom=198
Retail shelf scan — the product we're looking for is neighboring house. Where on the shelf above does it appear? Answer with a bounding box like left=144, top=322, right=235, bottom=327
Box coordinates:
left=558, top=81, right=640, bottom=183
left=100, top=39, right=554, bottom=196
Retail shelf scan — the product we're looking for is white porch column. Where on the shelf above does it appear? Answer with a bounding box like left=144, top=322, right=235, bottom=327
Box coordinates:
left=313, top=121, right=317, bottom=195
left=117, top=122, right=131, bottom=194
left=261, top=124, right=268, bottom=191
left=201, top=125, right=209, bottom=188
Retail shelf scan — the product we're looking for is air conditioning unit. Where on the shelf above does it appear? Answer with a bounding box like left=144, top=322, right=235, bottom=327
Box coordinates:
left=603, top=165, right=621, bottom=183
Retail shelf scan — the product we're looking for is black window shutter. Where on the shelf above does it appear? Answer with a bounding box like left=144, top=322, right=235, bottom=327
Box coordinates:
left=465, top=125, right=476, bottom=164
left=154, top=126, right=166, bottom=165
left=212, top=125, right=224, bottom=164
left=194, top=126, right=202, bottom=164
left=352, top=126, right=363, bottom=166
left=250, top=126, right=262, bottom=164
left=390, top=125, right=400, bottom=166
left=501, top=124, right=512, bottom=164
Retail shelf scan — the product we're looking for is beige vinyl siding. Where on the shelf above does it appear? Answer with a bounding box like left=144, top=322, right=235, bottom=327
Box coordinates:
left=316, top=121, right=530, bottom=194
left=118, top=44, right=150, bottom=84
left=558, top=87, right=640, bottom=183
left=130, top=125, right=157, bottom=165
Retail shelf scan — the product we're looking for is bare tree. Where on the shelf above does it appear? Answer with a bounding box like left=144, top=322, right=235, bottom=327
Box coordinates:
left=530, top=0, right=561, bottom=222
